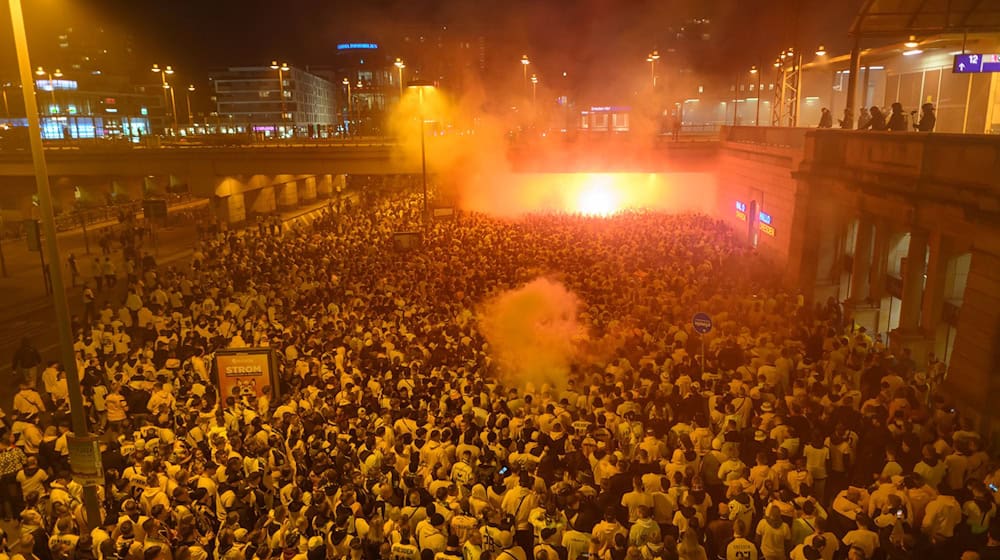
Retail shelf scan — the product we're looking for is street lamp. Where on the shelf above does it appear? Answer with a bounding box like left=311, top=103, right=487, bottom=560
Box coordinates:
left=815, top=45, right=827, bottom=56
left=8, top=0, right=102, bottom=528
left=270, top=61, right=290, bottom=136
left=520, top=55, right=530, bottom=94
left=34, top=66, right=62, bottom=115
left=750, top=65, right=762, bottom=126
left=530, top=74, right=538, bottom=105
left=646, top=50, right=660, bottom=87
left=185, top=85, right=195, bottom=127
left=151, top=64, right=177, bottom=134
left=394, top=58, right=406, bottom=99
left=407, top=79, right=435, bottom=228
left=342, top=77, right=352, bottom=136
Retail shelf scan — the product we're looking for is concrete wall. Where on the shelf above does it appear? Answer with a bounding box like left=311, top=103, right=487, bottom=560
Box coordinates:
left=717, top=127, right=808, bottom=288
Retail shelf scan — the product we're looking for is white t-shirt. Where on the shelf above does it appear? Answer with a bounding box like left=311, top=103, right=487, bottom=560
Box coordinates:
left=726, top=537, right=758, bottom=560
left=755, top=520, right=790, bottom=560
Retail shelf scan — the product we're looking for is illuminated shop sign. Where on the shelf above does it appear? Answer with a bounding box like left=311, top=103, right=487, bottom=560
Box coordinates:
left=589, top=106, right=630, bottom=113
left=337, top=43, right=379, bottom=50
left=758, top=211, right=772, bottom=225
left=735, top=200, right=747, bottom=221
left=759, top=223, right=775, bottom=237
left=36, top=79, right=78, bottom=91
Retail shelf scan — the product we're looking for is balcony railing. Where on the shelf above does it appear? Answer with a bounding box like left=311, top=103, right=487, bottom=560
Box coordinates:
left=721, top=125, right=808, bottom=149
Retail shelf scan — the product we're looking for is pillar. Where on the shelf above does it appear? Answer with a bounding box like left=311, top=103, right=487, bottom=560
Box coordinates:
left=849, top=215, right=875, bottom=302
left=920, top=232, right=948, bottom=335
left=213, top=193, right=246, bottom=225
left=299, top=176, right=317, bottom=202
left=276, top=181, right=298, bottom=208
left=869, top=221, right=891, bottom=302
left=317, top=174, right=334, bottom=198
left=845, top=215, right=880, bottom=332
left=249, top=186, right=276, bottom=215
left=897, top=229, right=928, bottom=331
left=843, top=37, right=862, bottom=129
left=946, top=249, right=1000, bottom=437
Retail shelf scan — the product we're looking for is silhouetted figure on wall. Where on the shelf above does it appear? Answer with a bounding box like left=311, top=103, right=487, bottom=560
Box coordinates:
left=887, top=102, right=907, bottom=131
left=818, top=108, right=833, bottom=128
left=915, top=103, right=936, bottom=132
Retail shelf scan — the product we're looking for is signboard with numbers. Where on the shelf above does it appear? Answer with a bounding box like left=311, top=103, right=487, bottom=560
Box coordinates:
left=953, top=54, right=1000, bottom=73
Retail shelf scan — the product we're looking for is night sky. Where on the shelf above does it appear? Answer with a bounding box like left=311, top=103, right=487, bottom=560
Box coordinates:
left=0, top=0, right=862, bottom=95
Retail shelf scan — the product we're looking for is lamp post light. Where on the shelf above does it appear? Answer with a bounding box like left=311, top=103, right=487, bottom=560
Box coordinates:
left=394, top=58, right=406, bottom=99
left=646, top=50, right=660, bottom=87
left=750, top=65, right=762, bottom=126
left=8, top=0, right=102, bottom=529
left=407, top=79, right=434, bottom=228
left=342, top=78, right=352, bottom=136
left=185, top=85, right=195, bottom=127
left=520, top=55, right=530, bottom=94
left=34, top=66, right=62, bottom=115
left=270, top=61, right=290, bottom=136
left=151, top=64, right=176, bottom=134
left=530, top=74, right=538, bottom=105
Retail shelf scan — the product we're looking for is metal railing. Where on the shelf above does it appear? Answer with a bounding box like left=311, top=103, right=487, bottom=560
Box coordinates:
left=721, top=125, right=808, bottom=149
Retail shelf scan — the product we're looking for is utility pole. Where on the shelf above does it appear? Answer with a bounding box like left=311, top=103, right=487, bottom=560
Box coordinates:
left=8, top=0, right=102, bottom=528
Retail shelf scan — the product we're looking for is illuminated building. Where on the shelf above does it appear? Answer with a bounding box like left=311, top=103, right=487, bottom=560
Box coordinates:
left=1, top=76, right=160, bottom=141
left=209, top=66, right=338, bottom=138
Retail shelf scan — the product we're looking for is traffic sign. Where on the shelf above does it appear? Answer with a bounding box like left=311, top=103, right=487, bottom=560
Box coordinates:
left=692, top=312, right=713, bottom=334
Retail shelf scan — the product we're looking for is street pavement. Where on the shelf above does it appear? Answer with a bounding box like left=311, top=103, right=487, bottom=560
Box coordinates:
left=0, top=197, right=342, bottom=412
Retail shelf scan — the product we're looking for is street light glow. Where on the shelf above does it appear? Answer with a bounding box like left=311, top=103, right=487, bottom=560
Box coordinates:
left=530, top=74, right=538, bottom=84
left=815, top=45, right=827, bottom=56
left=395, top=58, right=406, bottom=69
left=188, top=84, right=195, bottom=92
left=749, top=65, right=758, bottom=74
left=165, top=65, right=174, bottom=74
left=521, top=55, right=530, bottom=66
left=904, top=35, right=919, bottom=48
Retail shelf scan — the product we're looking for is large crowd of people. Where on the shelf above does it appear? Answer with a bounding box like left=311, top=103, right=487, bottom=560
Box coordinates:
left=1, top=186, right=996, bottom=560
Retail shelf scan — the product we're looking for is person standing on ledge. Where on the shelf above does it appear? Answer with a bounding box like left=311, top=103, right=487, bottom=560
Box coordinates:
left=818, top=108, right=833, bottom=128
left=915, top=103, right=936, bottom=132
left=887, top=102, right=907, bottom=131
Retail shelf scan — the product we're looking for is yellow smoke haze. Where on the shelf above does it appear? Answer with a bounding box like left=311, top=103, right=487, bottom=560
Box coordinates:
left=477, top=277, right=586, bottom=391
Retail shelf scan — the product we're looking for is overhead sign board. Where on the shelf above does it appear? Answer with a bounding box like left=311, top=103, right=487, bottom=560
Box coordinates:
left=953, top=54, right=1000, bottom=73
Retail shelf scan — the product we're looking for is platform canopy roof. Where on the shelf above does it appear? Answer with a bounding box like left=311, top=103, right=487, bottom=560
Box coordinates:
left=850, top=0, right=1000, bottom=37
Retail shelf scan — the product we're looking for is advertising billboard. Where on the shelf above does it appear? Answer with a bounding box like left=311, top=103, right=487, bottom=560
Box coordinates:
left=214, top=348, right=278, bottom=404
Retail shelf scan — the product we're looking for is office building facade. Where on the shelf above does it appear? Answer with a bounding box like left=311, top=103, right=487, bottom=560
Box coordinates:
left=210, top=66, right=338, bottom=138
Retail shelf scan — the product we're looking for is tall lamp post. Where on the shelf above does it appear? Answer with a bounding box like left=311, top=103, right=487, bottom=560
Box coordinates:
left=646, top=50, right=660, bottom=88
left=530, top=74, right=538, bottom=105
left=520, top=55, right=530, bottom=95
left=151, top=64, right=176, bottom=134
left=185, top=85, right=195, bottom=127
left=34, top=66, right=62, bottom=116
left=270, top=61, right=289, bottom=137
left=407, top=79, right=434, bottom=228
left=394, top=58, right=406, bottom=99
left=342, top=78, right=352, bottom=136
left=7, top=0, right=102, bottom=528
left=750, top=65, right=761, bottom=126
